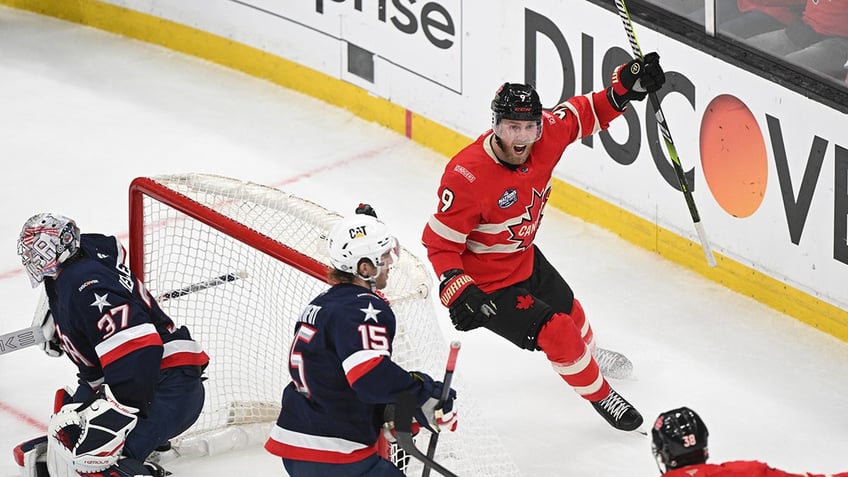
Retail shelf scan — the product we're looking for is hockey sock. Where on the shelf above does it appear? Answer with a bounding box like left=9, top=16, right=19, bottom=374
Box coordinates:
left=538, top=313, right=610, bottom=402
left=569, top=299, right=596, bottom=349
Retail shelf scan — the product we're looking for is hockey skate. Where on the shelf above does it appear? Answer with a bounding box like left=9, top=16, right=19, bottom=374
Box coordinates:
left=112, top=458, right=169, bottom=477
left=590, top=387, right=643, bottom=431
left=593, top=347, right=634, bottom=379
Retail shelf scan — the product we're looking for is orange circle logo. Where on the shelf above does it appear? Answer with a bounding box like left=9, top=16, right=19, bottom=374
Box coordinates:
left=700, top=94, right=768, bottom=218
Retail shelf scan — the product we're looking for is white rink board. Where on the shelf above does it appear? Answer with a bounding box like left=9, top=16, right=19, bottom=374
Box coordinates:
left=1, top=7, right=848, bottom=477
left=92, top=0, right=848, bottom=313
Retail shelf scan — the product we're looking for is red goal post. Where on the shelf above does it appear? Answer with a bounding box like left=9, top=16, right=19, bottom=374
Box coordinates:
left=128, top=174, right=520, bottom=475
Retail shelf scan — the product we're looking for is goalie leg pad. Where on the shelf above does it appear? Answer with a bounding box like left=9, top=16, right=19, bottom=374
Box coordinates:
left=13, top=436, right=49, bottom=477
left=53, top=387, right=73, bottom=414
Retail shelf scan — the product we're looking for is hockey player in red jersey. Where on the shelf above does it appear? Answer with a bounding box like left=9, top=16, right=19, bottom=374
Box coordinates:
left=421, top=55, right=666, bottom=431
left=653, top=407, right=848, bottom=477
left=266, top=206, right=457, bottom=476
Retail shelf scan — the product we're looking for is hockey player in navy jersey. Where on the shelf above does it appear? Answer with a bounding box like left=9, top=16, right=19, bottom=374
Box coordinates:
left=13, top=213, right=209, bottom=477
left=265, top=206, right=458, bottom=477
left=422, top=56, right=667, bottom=432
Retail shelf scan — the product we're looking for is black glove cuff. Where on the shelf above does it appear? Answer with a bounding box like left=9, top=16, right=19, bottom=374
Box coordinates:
left=440, top=268, right=464, bottom=282
left=608, top=87, right=629, bottom=112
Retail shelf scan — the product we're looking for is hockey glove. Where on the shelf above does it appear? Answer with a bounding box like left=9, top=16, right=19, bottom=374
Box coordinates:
left=381, top=417, right=421, bottom=444
left=609, top=52, right=666, bottom=111
left=410, top=372, right=458, bottom=434
left=47, top=384, right=138, bottom=476
left=439, top=269, right=497, bottom=331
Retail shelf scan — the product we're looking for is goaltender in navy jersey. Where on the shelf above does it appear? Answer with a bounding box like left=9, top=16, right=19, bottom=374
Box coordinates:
left=266, top=283, right=423, bottom=463
left=45, top=233, right=209, bottom=414
left=422, top=92, right=623, bottom=292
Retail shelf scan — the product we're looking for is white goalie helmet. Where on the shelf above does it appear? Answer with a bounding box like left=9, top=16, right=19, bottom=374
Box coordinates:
left=17, top=213, right=81, bottom=288
left=327, top=214, right=399, bottom=277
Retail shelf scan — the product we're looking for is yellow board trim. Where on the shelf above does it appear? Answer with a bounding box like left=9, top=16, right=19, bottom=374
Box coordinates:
left=5, top=0, right=846, bottom=341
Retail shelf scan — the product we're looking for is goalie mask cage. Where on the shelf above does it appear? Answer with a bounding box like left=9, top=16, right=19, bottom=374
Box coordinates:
left=128, top=174, right=521, bottom=476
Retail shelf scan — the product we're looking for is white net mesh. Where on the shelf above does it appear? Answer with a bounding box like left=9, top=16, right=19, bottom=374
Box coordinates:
left=129, top=173, right=521, bottom=476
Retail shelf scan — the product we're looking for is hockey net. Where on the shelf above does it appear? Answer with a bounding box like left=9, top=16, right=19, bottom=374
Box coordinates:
left=128, top=173, right=521, bottom=476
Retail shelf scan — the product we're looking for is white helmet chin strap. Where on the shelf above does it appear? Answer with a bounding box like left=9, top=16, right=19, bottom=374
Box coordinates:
left=354, top=262, right=382, bottom=290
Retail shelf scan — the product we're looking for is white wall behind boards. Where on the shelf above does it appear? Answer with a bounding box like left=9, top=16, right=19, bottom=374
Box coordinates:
left=15, top=0, right=848, bottom=330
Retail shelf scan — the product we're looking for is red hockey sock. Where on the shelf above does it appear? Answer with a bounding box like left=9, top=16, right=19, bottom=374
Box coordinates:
left=538, top=313, right=609, bottom=402
left=569, top=299, right=595, bottom=349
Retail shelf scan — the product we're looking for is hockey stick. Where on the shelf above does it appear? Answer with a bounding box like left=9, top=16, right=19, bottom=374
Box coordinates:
left=613, top=0, right=718, bottom=268
left=0, top=271, right=248, bottom=356
left=422, top=340, right=461, bottom=477
left=0, top=326, right=45, bottom=355
left=395, top=391, right=459, bottom=477
left=156, top=270, right=248, bottom=301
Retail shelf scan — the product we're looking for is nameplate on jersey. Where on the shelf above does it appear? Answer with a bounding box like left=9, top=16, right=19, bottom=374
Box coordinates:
left=299, top=305, right=321, bottom=325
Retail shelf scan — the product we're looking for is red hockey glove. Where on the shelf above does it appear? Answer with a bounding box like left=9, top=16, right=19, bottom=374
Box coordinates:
left=439, top=270, right=497, bottom=331
left=609, top=52, right=665, bottom=111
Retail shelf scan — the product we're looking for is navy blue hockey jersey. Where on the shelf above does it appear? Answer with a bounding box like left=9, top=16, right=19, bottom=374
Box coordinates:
left=265, top=283, right=422, bottom=464
left=44, top=234, right=209, bottom=415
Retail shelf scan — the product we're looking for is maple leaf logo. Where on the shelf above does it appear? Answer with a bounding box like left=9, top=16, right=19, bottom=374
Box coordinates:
left=506, top=187, right=551, bottom=249
left=516, top=294, right=534, bottom=310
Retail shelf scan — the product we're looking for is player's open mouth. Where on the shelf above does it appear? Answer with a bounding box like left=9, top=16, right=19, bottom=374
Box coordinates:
left=513, top=145, right=527, bottom=155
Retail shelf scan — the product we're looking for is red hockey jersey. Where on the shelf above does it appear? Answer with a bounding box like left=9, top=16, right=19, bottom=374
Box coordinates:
left=663, top=460, right=848, bottom=477
left=422, top=89, right=622, bottom=292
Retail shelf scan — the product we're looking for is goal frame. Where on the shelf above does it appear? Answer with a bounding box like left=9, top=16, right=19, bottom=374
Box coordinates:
left=126, top=174, right=522, bottom=476
left=128, top=176, right=327, bottom=284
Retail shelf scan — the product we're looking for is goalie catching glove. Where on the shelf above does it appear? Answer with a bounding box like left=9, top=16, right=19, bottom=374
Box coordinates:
left=608, top=52, right=666, bottom=111
left=439, top=269, right=497, bottom=331
left=47, top=384, right=139, bottom=477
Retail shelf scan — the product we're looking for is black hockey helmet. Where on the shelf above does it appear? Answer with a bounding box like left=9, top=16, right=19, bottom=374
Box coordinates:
left=491, top=82, right=542, bottom=124
left=491, top=83, right=543, bottom=144
left=652, top=407, right=709, bottom=472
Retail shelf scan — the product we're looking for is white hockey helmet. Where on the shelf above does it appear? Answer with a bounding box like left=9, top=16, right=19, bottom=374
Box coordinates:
left=17, top=213, right=81, bottom=288
left=327, top=214, right=399, bottom=277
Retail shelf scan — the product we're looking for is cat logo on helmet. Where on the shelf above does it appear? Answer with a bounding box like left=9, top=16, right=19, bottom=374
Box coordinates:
left=327, top=214, right=400, bottom=278
left=347, top=225, right=369, bottom=239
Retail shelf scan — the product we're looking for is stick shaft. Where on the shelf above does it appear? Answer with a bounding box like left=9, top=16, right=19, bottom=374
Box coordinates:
left=613, top=0, right=717, bottom=267
left=1, top=271, right=247, bottom=356
left=422, top=341, right=461, bottom=477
